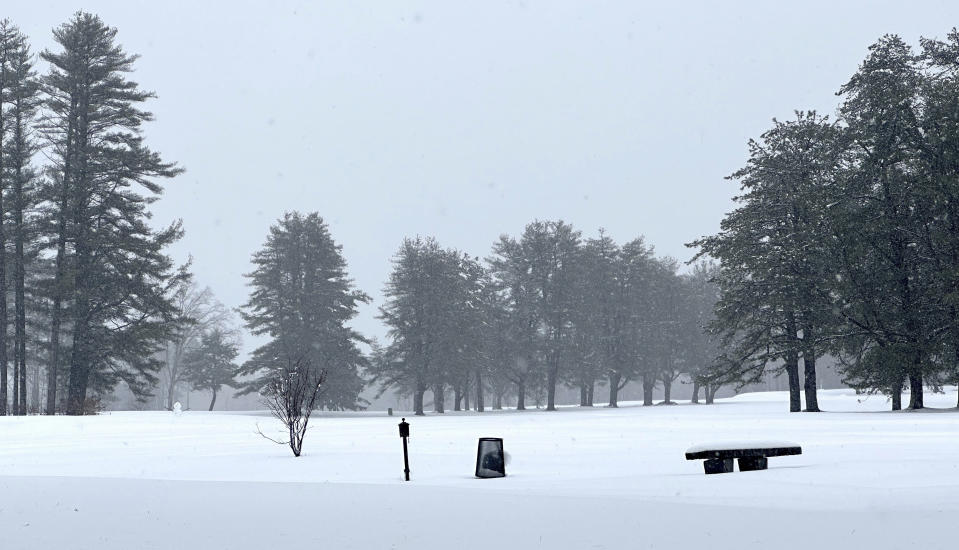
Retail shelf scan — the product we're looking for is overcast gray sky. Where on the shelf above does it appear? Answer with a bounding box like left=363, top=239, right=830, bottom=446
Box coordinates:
left=7, top=0, right=958, bottom=357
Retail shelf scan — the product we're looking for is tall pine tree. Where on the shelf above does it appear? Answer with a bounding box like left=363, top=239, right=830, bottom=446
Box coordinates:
left=1, top=21, right=40, bottom=415
left=831, top=36, right=932, bottom=409
left=374, top=237, right=464, bottom=415
left=238, top=212, right=369, bottom=410
left=41, top=13, right=185, bottom=414
left=691, top=112, right=842, bottom=412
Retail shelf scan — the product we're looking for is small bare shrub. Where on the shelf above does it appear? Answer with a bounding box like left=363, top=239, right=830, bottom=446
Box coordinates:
left=257, top=354, right=326, bottom=457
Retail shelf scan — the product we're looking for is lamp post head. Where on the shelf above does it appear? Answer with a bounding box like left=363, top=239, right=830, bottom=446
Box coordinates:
left=398, top=418, right=410, bottom=438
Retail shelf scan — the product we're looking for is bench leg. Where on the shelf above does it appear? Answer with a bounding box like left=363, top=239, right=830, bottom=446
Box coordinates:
left=738, top=457, right=768, bottom=471
left=703, top=458, right=734, bottom=474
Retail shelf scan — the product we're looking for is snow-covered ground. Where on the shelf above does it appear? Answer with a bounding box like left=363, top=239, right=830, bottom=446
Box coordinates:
left=2, top=388, right=958, bottom=549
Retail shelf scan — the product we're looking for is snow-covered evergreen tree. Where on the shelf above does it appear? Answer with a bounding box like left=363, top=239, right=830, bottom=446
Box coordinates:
left=691, top=112, right=842, bottom=412
left=40, top=12, right=185, bottom=414
left=238, top=212, right=369, bottom=411
left=182, top=328, right=240, bottom=411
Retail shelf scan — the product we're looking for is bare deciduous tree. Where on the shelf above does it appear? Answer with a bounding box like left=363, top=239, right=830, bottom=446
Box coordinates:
left=162, top=280, right=232, bottom=410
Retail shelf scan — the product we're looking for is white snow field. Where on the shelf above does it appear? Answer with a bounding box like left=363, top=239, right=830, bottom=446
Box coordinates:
left=2, top=388, right=958, bottom=549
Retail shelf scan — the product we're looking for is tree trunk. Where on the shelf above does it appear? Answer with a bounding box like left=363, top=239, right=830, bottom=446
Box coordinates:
left=662, top=377, right=672, bottom=404
left=12, top=94, right=30, bottom=416
left=453, top=385, right=462, bottom=411
left=208, top=390, right=217, bottom=411
left=66, top=349, right=91, bottom=416
left=888, top=372, right=903, bottom=410
left=586, top=380, right=594, bottom=406
left=706, top=384, right=718, bottom=404
left=2, top=208, right=10, bottom=413
left=413, top=385, right=425, bottom=416
left=474, top=369, right=484, bottom=412
left=66, top=209, right=96, bottom=415
left=47, top=234, right=65, bottom=414
left=17, top=324, right=26, bottom=416
left=167, top=362, right=176, bottom=411
left=801, top=322, right=820, bottom=412
left=515, top=379, right=526, bottom=411
left=608, top=373, right=621, bottom=408
left=908, top=372, right=923, bottom=410
left=463, top=384, right=470, bottom=411
left=802, top=349, right=820, bottom=412
left=784, top=314, right=801, bottom=412
left=579, top=384, right=588, bottom=406
left=493, top=390, right=502, bottom=410
left=31, top=363, right=40, bottom=413
left=433, top=384, right=445, bottom=413
left=785, top=351, right=801, bottom=412
left=66, top=283, right=93, bottom=416
left=642, top=372, right=654, bottom=406
left=66, top=370, right=90, bottom=415
left=691, top=380, right=700, bottom=404
left=0, top=80, right=6, bottom=416
left=14, top=219, right=26, bottom=414
left=546, top=363, right=558, bottom=411
left=904, top=346, right=923, bottom=409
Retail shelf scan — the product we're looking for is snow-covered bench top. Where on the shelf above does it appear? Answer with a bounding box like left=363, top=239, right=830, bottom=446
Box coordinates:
left=685, top=441, right=801, bottom=455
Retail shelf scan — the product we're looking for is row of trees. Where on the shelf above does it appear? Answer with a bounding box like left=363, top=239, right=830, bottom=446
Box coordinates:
left=692, top=31, right=959, bottom=410
left=371, top=222, right=722, bottom=415
left=0, top=14, right=205, bottom=415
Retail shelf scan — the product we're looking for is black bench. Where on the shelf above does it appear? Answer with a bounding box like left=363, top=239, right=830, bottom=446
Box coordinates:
left=685, top=442, right=802, bottom=474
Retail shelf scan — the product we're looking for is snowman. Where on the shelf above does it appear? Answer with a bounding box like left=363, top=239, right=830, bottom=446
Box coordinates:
left=173, top=401, right=182, bottom=416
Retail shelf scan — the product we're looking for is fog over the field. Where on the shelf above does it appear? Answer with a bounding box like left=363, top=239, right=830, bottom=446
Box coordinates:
left=7, top=0, right=958, bottom=357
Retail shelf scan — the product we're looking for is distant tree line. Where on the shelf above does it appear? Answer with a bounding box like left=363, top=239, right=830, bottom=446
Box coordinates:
left=370, top=224, right=722, bottom=415
left=691, top=31, right=959, bottom=411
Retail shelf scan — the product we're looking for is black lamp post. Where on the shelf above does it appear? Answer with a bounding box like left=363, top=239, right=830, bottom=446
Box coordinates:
left=398, top=418, right=410, bottom=481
